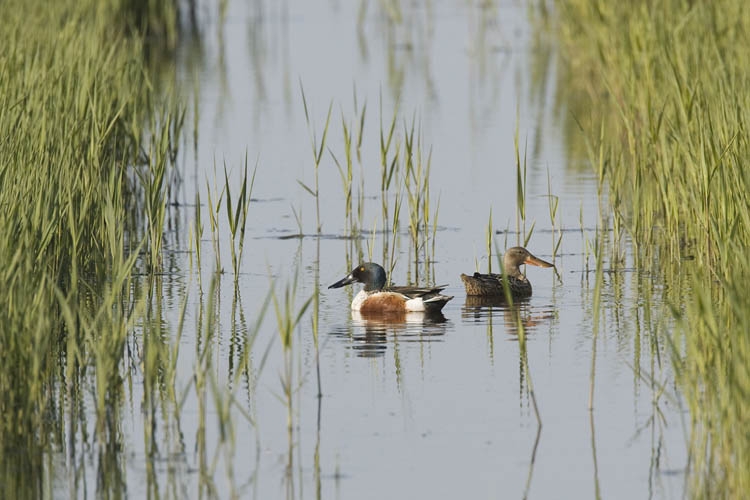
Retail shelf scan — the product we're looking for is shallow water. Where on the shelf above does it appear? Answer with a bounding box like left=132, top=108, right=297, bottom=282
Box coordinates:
left=62, top=1, right=689, bottom=498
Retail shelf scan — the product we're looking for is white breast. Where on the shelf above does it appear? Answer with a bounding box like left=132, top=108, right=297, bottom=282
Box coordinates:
left=351, top=290, right=369, bottom=311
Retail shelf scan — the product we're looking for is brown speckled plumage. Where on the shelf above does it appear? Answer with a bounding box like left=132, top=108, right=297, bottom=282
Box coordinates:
left=461, top=247, right=553, bottom=297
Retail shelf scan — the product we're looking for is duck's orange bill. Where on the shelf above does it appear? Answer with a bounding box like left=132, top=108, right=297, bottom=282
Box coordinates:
left=524, top=255, right=554, bottom=268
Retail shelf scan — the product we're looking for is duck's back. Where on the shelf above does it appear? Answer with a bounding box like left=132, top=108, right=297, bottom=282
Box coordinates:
left=460, top=272, right=532, bottom=297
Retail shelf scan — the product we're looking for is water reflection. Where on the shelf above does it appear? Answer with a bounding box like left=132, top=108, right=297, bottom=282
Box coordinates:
left=98, top=0, right=692, bottom=498
left=460, top=296, right=556, bottom=337
left=329, top=310, right=448, bottom=358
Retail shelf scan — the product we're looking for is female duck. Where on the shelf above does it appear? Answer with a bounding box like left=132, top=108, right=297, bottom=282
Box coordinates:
left=461, top=247, right=553, bottom=297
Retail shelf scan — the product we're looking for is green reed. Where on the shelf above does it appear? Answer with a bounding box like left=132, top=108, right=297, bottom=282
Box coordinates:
left=513, top=126, right=537, bottom=248
left=354, top=93, right=368, bottom=247
left=0, top=0, right=182, bottom=496
left=224, top=155, right=258, bottom=285
left=379, top=95, right=400, bottom=234
left=487, top=209, right=494, bottom=274
left=428, top=192, right=441, bottom=281
left=117, top=0, right=181, bottom=50
left=330, top=91, right=368, bottom=240
left=514, top=125, right=527, bottom=244
left=139, top=111, right=173, bottom=272
left=549, top=0, right=750, bottom=495
left=326, top=96, right=440, bottom=281
left=588, top=227, right=605, bottom=412
left=546, top=170, right=562, bottom=263
left=403, top=117, right=435, bottom=280
left=205, top=170, right=224, bottom=273
left=331, top=116, right=355, bottom=235
left=312, top=241, right=322, bottom=398
left=193, top=191, right=204, bottom=287
left=388, top=190, right=404, bottom=284
left=271, top=269, right=313, bottom=498
left=330, top=117, right=358, bottom=238
left=378, top=99, right=402, bottom=271
left=299, top=82, right=333, bottom=234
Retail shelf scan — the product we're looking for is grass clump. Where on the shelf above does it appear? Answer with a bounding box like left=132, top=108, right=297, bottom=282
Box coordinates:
left=0, top=0, right=180, bottom=496
left=548, top=0, right=750, bottom=496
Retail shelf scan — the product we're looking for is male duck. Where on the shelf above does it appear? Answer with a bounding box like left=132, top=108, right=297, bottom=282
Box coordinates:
left=460, top=247, right=553, bottom=297
left=329, top=263, right=453, bottom=313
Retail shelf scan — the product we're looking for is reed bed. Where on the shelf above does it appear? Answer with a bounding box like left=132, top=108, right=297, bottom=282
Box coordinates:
left=549, top=0, right=750, bottom=495
left=322, top=94, right=440, bottom=286
left=0, top=0, right=181, bottom=496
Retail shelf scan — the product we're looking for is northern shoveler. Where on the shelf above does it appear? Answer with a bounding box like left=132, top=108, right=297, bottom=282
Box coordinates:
left=328, top=262, right=453, bottom=313
left=461, top=247, right=553, bottom=297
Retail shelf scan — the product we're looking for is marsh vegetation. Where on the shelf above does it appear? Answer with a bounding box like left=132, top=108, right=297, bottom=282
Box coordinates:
left=0, top=0, right=183, bottom=496
left=551, top=0, right=750, bottom=495
left=2, top=0, right=748, bottom=498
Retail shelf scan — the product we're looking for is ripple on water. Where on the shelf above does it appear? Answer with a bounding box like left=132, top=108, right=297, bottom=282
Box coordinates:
left=329, top=310, right=449, bottom=358
left=460, top=296, right=557, bottom=338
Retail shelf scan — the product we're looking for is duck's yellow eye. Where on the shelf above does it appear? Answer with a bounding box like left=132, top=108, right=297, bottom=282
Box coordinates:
left=360, top=266, right=365, bottom=272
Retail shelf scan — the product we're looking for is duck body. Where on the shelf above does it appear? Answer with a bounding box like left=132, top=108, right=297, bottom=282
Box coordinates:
left=329, top=263, right=453, bottom=313
left=461, top=247, right=553, bottom=297
left=460, top=272, right=534, bottom=297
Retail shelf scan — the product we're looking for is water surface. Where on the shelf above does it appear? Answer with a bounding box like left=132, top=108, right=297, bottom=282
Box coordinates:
left=70, top=1, right=690, bottom=498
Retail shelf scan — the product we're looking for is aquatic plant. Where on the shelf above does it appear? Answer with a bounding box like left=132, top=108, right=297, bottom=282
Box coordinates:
left=224, top=154, right=258, bottom=286
left=115, top=0, right=182, bottom=50
left=546, top=169, right=562, bottom=263
left=299, top=82, right=333, bottom=234
left=324, top=98, right=438, bottom=285
left=486, top=209, right=494, bottom=274
left=379, top=94, right=401, bottom=267
left=205, top=166, right=225, bottom=273
left=549, top=0, right=750, bottom=495
left=403, top=116, right=435, bottom=281
left=0, top=0, right=183, bottom=495
left=271, top=268, right=314, bottom=497
left=193, top=191, right=204, bottom=287
left=330, top=93, right=367, bottom=239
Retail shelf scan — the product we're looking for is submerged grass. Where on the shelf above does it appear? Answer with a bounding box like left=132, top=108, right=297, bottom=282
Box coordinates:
left=549, top=0, right=750, bottom=495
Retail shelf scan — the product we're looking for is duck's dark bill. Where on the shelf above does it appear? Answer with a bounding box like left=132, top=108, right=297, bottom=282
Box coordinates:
left=328, top=274, right=355, bottom=289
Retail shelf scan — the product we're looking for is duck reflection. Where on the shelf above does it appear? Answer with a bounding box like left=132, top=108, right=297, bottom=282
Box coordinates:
left=461, top=295, right=555, bottom=337
left=330, top=310, right=448, bottom=358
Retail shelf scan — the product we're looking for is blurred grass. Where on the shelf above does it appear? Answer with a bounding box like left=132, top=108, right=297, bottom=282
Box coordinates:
left=548, top=0, right=750, bottom=496
left=0, top=0, right=181, bottom=496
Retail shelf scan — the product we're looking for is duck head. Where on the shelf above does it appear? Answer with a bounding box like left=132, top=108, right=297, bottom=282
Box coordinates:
left=328, top=263, right=387, bottom=292
left=503, top=247, right=554, bottom=277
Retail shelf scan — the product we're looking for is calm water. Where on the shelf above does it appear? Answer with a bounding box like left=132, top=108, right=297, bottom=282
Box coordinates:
left=72, top=1, right=689, bottom=498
